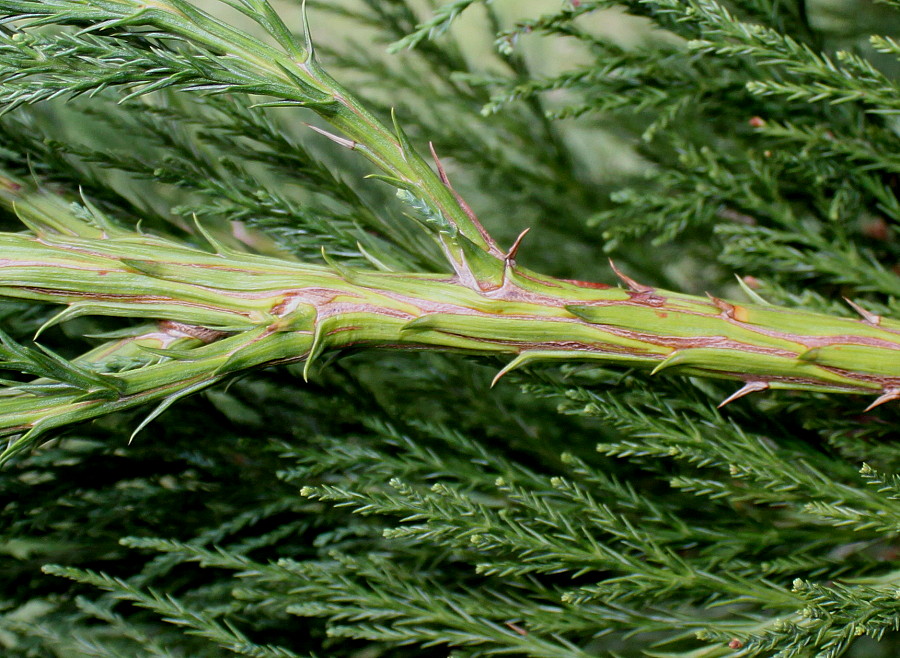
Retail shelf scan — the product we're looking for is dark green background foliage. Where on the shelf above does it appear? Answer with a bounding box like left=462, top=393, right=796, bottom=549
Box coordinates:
left=1, top=0, right=900, bottom=655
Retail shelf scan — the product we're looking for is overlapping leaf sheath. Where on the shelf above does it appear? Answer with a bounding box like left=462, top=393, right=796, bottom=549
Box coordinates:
left=1, top=179, right=898, bottom=462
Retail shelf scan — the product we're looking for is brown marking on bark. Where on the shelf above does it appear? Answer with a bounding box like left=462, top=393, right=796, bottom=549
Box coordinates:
left=1, top=259, right=111, bottom=270
left=478, top=277, right=567, bottom=304
left=646, top=335, right=791, bottom=356
left=707, top=294, right=736, bottom=319
left=20, top=287, right=254, bottom=317
left=559, top=278, right=612, bottom=289
left=627, top=291, right=667, bottom=307
left=272, top=288, right=357, bottom=316
left=428, top=141, right=501, bottom=256
left=270, top=295, right=295, bottom=317
left=1, top=423, right=31, bottom=436
left=158, top=321, right=227, bottom=344
left=735, top=325, right=899, bottom=350
left=324, top=325, right=363, bottom=337
left=19, top=287, right=175, bottom=303
left=318, top=301, right=413, bottom=321
left=0, top=177, right=22, bottom=192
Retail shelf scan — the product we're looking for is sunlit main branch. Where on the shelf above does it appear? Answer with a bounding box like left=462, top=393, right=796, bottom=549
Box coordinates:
left=0, top=0, right=898, bottom=464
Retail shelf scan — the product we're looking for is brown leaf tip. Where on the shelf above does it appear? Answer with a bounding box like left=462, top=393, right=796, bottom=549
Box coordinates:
left=305, top=123, right=357, bottom=150
left=608, top=259, right=653, bottom=293
left=505, top=228, right=530, bottom=264
left=707, top=294, right=737, bottom=319
left=718, top=381, right=769, bottom=408
left=844, top=297, right=881, bottom=326
left=864, top=388, right=900, bottom=412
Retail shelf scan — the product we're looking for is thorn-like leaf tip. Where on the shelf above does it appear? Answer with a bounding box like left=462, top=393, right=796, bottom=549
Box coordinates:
left=608, top=259, right=653, bottom=293
left=491, top=351, right=569, bottom=387
left=429, top=142, right=450, bottom=186
left=428, top=142, right=498, bottom=253
left=390, top=108, right=413, bottom=162
left=650, top=351, right=679, bottom=375
left=129, top=380, right=211, bottom=443
left=797, top=347, right=821, bottom=363
left=505, top=228, right=530, bottom=263
left=303, top=318, right=327, bottom=382
left=844, top=297, right=881, bottom=326
left=864, top=388, right=900, bottom=412
left=706, top=294, right=737, bottom=319
left=305, top=123, right=357, bottom=150
left=192, top=213, right=230, bottom=255
left=735, top=275, right=771, bottom=305
left=300, top=0, right=315, bottom=61
left=492, top=355, right=525, bottom=387
left=718, top=381, right=769, bottom=408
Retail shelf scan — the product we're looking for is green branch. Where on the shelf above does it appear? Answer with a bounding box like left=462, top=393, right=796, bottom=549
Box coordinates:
left=0, top=0, right=897, bottom=465
left=0, top=175, right=898, bottom=463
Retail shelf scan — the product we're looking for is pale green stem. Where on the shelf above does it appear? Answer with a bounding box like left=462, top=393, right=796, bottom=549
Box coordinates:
left=0, top=180, right=898, bottom=463
left=0, top=1, right=898, bottom=465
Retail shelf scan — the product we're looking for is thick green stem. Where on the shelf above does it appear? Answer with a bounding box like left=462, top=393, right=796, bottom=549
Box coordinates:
left=0, top=1, right=898, bottom=466
left=1, top=180, right=898, bottom=464
left=4, top=227, right=898, bottom=396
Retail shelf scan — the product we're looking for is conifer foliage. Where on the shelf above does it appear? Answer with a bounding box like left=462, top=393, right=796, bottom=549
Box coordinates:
left=0, top=0, right=899, bottom=656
